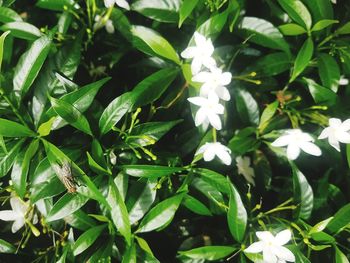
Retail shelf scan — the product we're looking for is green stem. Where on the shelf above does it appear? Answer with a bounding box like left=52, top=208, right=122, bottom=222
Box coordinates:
left=0, top=92, right=30, bottom=128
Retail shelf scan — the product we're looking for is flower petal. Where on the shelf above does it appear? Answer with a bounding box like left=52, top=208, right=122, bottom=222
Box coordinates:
left=335, top=131, right=350, bottom=143
left=104, top=0, right=115, bottom=7
left=329, top=118, right=341, bottom=127
left=195, top=108, right=206, bottom=127
left=181, top=47, right=196, bottom=59
left=318, top=127, right=330, bottom=139
left=0, top=210, right=19, bottom=221
left=192, top=72, right=211, bottom=83
left=194, top=32, right=207, bottom=47
left=191, top=58, right=202, bottom=74
left=105, top=20, right=115, bottom=34
left=208, top=113, right=222, bottom=130
left=216, top=86, right=231, bottom=101
left=215, top=147, right=232, bottom=165
left=221, top=72, right=232, bottom=85
left=286, top=144, right=300, bottom=160
left=244, top=241, right=264, bottom=253
left=263, top=248, right=278, bottom=263
left=195, top=143, right=209, bottom=156
left=271, top=246, right=295, bottom=262
left=115, top=0, right=130, bottom=10
left=187, top=96, right=207, bottom=106
left=256, top=231, right=275, bottom=242
left=275, top=230, right=292, bottom=246
left=300, top=142, right=322, bottom=156
left=203, top=148, right=215, bottom=162
left=202, top=56, right=216, bottom=69
left=341, top=119, right=350, bottom=131
left=12, top=218, right=25, bottom=233
left=271, top=135, right=290, bottom=147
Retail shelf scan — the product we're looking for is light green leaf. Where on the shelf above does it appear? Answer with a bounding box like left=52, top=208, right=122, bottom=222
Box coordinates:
left=258, top=101, right=279, bottom=132
left=0, top=7, right=22, bottom=23
left=279, top=23, right=307, bottom=36
left=179, top=246, right=236, bottom=261
left=179, top=0, right=199, bottom=27
left=336, top=21, right=350, bottom=35
left=37, top=117, right=55, bottom=137
left=194, top=168, right=230, bottom=195
left=0, top=22, right=42, bottom=40
left=121, top=165, right=183, bottom=179
left=290, top=37, right=313, bottom=82
left=136, top=192, right=185, bottom=233
left=183, top=195, right=212, bottom=216
left=317, top=53, right=340, bottom=92
left=0, top=30, right=10, bottom=72
left=73, top=224, right=106, bottom=256
left=278, top=0, right=312, bottom=29
left=312, top=19, right=338, bottom=32
left=36, top=0, right=75, bottom=11
left=0, top=139, right=24, bottom=178
left=0, top=118, right=36, bottom=137
left=303, top=77, right=337, bottom=106
left=0, top=239, right=15, bottom=253
left=335, top=246, right=349, bottom=263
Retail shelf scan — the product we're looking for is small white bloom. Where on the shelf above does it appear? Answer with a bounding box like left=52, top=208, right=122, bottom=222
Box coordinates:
left=104, top=0, right=130, bottom=10
left=339, top=76, right=349, bottom=86
left=196, top=142, right=232, bottom=165
left=236, top=156, right=255, bottom=186
left=0, top=196, right=31, bottom=233
left=271, top=129, right=321, bottom=160
left=244, top=229, right=295, bottom=263
left=93, top=15, right=115, bottom=34
left=318, top=118, right=350, bottom=152
left=187, top=93, right=224, bottom=130
left=181, top=32, right=216, bottom=74
left=192, top=67, right=232, bottom=101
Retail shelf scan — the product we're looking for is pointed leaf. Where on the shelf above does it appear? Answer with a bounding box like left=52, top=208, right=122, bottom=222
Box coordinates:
left=290, top=38, right=313, bottom=82
left=179, top=246, right=237, bottom=260
left=72, top=224, right=106, bottom=256
left=0, top=118, right=36, bottom=137
left=0, top=22, right=41, bottom=40
left=317, top=53, right=340, bottom=92
left=278, top=0, right=312, bottom=29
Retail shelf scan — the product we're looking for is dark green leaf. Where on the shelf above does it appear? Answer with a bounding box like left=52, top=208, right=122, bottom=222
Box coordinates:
left=0, top=239, right=15, bottom=253
left=290, top=38, right=313, bottom=82
left=0, top=22, right=41, bottom=40
left=131, top=0, right=180, bottom=23
left=234, top=87, right=260, bottom=126
left=0, top=7, right=22, bottom=23
left=64, top=210, right=97, bottom=231
left=86, top=152, right=111, bottom=176
left=121, top=165, right=183, bottom=179
left=0, top=139, right=24, bottom=177
left=258, top=100, right=279, bottom=132
left=247, top=52, right=291, bottom=77
left=179, top=246, right=236, bottom=261
left=36, top=0, right=75, bottom=11
left=278, top=0, right=312, bottom=29
left=183, top=195, right=212, bottom=216
left=72, top=224, right=106, bottom=256
left=303, top=77, right=337, bottom=106
left=303, top=0, right=333, bottom=22
left=195, top=168, right=230, bottom=195
left=0, top=118, right=36, bottom=137
left=228, top=127, right=260, bottom=156
left=326, top=203, right=350, bottom=234
left=335, top=246, right=349, bottom=263
left=317, top=53, right=340, bottom=92
left=179, top=0, right=199, bottom=27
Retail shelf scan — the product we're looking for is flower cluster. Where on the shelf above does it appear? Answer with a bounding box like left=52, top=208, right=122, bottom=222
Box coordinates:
left=181, top=32, right=232, bottom=165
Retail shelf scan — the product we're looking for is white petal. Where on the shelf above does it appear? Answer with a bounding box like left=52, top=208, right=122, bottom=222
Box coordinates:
left=203, top=148, right=215, bottom=162
left=194, top=32, right=207, bottom=47
left=287, top=144, right=300, bottom=160
left=0, top=210, right=19, bottom=221
left=328, top=136, right=341, bottom=152
left=191, top=58, right=202, bottom=74
left=208, top=113, right=222, bottom=130
left=104, top=0, right=115, bottom=7
left=298, top=132, right=314, bottom=142
left=181, top=47, right=196, bottom=59
left=329, top=118, right=342, bottom=127
left=207, top=92, right=219, bottom=104
left=192, top=72, right=211, bottom=83
left=263, top=248, right=278, bottom=263
left=221, top=72, right=232, bottom=85
left=341, top=119, right=350, bottom=131
left=195, top=109, right=207, bottom=127
left=318, top=127, right=330, bottom=139
left=271, top=246, right=295, bottom=262
left=196, top=144, right=209, bottom=155
left=115, top=0, right=130, bottom=10
left=300, top=142, right=322, bottom=156
left=187, top=96, right=207, bottom=106
left=256, top=231, right=275, bottom=242
left=199, top=84, right=211, bottom=98
left=11, top=197, right=28, bottom=214
left=202, top=56, right=216, bottom=69
left=275, top=230, right=291, bottom=245
left=339, top=78, right=349, bottom=85
left=215, top=86, right=230, bottom=101
left=105, top=20, right=115, bottom=34
left=336, top=131, right=350, bottom=143
left=244, top=241, right=264, bottom=253
left=215, top=148, right=232, bottom=165
left=271, top=135, right=290, bottom=147
left=12, top=218, right=25, bottom=233
left=213, top=103, right=225, bottom=114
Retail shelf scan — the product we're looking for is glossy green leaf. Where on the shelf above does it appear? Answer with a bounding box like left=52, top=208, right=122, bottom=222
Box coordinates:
left=11, top=139, right=39, bottom=198
left=121, top=165, right=183, bottom=179
left=0, top=7, right=22, bottom=23
left=36, top=0, right=75, bottom=11
left=278, top=0, right=312, bottom=29
left=131, top=25, right=180, bottom=64
left=122, top=242, right=137, bottom=263
left=136, top=192, right=185, bottom=233
left=258, top=101, right=279, bottom=132
left=312, top=19, right=338, bottom=32
left=234, top=87, right=260, bottom=126
left=195, top=168, right=230, bottom=195
left=131, top=0, right=181, bottom=23
left=336, top=21, right=350, bottom=35
left=30, top=176, right=65, bottom=203
left=248, top=52, right=291, bottom=77
left=317, top=53, right=340, bottom=92
left=13, top=34, right=52, bottom=101
left=107, top=179, right=131, bottom=245
left=0, top=22, right=41, bottom=40
left=335, top=246, right=349, bottom=263
left=0, top=139, right=24, bottom=177
left=227, top=179, right=247, bottom=242
left=0, top=118, right=36, bottom=137
left=179, top=0, right=199, bottom=27
left=292, top=162, right=314, bottom=220
left=0, top=239, right=15, bottom=253
left=326, top=203, right=350, bottom=233
left=86, top=152, right=110, bottom=176
left=73, top=224, right=106, bottom=256
left=49, top=96, right=92, bottom=136
left=240, top=17, right=290, bottom=54
left=279, top=23, right=307, bottom=36
left=290, top=38, right=313, bottom=82
left=65, top=210, right=97, bottom=231
left=303, top=77, right=337, bottom=106
left=303, top=0, right=333, bottom=22
left=183, top=195, right=212, bottom=216
left=46, top=193, right=89, bottom=222
left=228, top=127, right=260, bottom=156
left=0, top=30, right=10, bottom=72
left=37, top=117, right=55, bottom=137
left=179, top=246, right=236, bottom=260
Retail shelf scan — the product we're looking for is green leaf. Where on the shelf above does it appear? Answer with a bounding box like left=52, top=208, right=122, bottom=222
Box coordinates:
left=49, top=96, right=92, bottom=136
left=107, top=179, right=131, bottom=245
left=312, top=19, right=338, bottom=32
left=258, top=101, right=279, bottom=132
left=303, top=77, right=337, bottom=106
left=234, top=87, right=260, bottom=126
left=131, top=25, right=180, bottom=64
left=303, top=0, right=333, bottom=22
left=13, top=34, right=52, bottom=101
left=30, top=176, right=65, bottom=203
left=126, top=179, right=157, bottom=224
left=86, top=152, right=110, bottom=176
left=0, top=239, right=15, bottom=253
left=279, top=23, right=307, bottom=36
left=227, top=179, right=247, bottom=242
left=46, top=193, right=89, bottom=222
left=178, top=246, right=236, bottom=261
left=240, top=17, right=290, bottom=54
left=65, top=210, right=97, bottom=231
left=179, top=0, right=199, bottom=27
left=228, top=127, right=260, bottom=156
left=127, top=120, right=182, bottom=147
left=317, top=53, right=340, bottom=92
left=326, top=203, right=350, bottom=233
left=121, top=165, right=183, bottom=179
left=290, top=37, right=313, bottom=82
left=131, top=0, right=181, bottom=23
left=183, top=195, right=212, bottom=216
left=335, top=246, right=349, bottom=263
left=336, top=21, right=350, bottom=35
left=72, top=224, right=106, bottom=256
left=11, top=139, right=39, bottom=198
left=195, top=168, right=230, bottom=195
left=99, top=92, right=133, bottom=135
left=36, top=0, right=75, bottom=11
left=0, top=118, right=36, bottom=137
left=136, top=192, right=185, bottom=233
left=291, top=162, right=314, bottom=220
left=0, top=139, right=24, bottom=177
left=278, top=0, right=312, bottom=29
left=122, top=242, right=137, bottom=263
left=0, top=7, right=22, bottom=23
left=247, top=52, right=291, bottom=77
left=0, top=30, right=10, bottom=72
left=0, top=22, right=42, bottom=40
left=37, top=117, right=55, bottom=137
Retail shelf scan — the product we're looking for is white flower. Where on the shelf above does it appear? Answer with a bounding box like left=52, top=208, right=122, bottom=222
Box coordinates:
left=192, top=67, right=232, bottom=101
left=339, top=76, right=349, bottom=86
left=104, top=0, right=130, bottom=10
left=196, top=142, right=232, bottom=165
left=318, top=118, right=350, bottom=151
left=93, top=15, right=115, bottom=34
left=236, top=156, right=255, bottom=186
left=0, top=196, right=31, bottom=233
left=244, top=229, right=295, bottom=263
left=271, top=129, right=321, bottom=160
left=181, top=32, right=216, bottom=74
left=187, top=93, right=224, bottom=130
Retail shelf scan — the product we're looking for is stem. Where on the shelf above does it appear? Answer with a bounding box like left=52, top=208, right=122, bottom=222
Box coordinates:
left=212, top=128, right=217, bottom=142
left=156, top=82, right=188, bottom=110
left=264, top=205, right=297, bottom=215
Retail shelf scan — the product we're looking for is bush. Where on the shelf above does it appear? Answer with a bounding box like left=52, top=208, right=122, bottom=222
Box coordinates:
left=0, top=0, right=349, bottom=262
